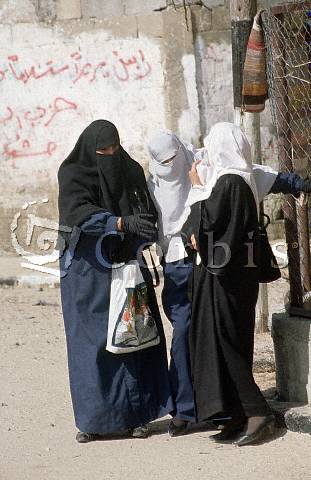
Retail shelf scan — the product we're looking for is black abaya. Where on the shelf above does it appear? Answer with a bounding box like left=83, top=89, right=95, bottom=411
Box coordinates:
left=189, top=174, right=271, bottom=422
left=58, top=121, right=172, bottom=434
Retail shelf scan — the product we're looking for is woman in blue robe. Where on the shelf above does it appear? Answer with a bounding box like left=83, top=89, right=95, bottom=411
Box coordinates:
left=58, top=120, right=172, bottom=443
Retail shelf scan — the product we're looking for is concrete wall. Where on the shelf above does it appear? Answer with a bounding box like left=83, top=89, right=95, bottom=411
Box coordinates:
left=0, top=0, right=288, bottom=255
left=272, top=312, right=311, bottom=404
left=190, top=2, right=283, bottom=227
left=0, top=22, right=167, bottom=180
left=0, top=1, right=201, bottom=255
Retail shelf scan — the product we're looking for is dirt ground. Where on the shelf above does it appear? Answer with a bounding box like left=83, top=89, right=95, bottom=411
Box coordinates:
left=1, top=278, right=311, bottom=480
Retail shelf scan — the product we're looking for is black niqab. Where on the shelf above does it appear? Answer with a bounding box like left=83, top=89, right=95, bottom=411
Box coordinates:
left=58, top=120, right=155, bottom=228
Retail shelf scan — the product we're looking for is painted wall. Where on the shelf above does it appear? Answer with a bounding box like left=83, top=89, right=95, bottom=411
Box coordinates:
left=191, top=4, right=283, bottom=228
left=0, top=23, right=167, bottom=189
left=0, top=2, right=201, bottom=255
left=0, top=0, right=292, bottom=255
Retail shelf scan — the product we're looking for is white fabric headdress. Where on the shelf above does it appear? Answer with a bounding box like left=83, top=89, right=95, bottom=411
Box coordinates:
left=147, top=130, right=194, bottom=237
left=186, top=122, right=260, bottom=217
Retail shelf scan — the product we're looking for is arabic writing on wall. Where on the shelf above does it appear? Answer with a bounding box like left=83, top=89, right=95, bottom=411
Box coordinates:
left=0, top=49, right=151, bottom=84
left=1, top=97, right=78, bottom=162
left=1, top=48, right=152, bottom=166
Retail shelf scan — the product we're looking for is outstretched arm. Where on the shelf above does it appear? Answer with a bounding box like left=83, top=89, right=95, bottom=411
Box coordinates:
left=269, top=172, right=311, bottom=196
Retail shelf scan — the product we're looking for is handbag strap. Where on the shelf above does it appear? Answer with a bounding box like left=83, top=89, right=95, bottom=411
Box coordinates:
left=148, top=247, right=160, bottom=288
left=259, top=212, right=271, bottom=229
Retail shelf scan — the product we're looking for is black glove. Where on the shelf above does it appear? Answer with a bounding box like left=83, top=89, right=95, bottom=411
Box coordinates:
left=121, top=214, right=158, bottom=242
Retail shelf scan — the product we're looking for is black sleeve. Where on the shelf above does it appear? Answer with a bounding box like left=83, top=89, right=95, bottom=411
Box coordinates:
left=181, top=202, right=202, bottom=248
left=199, top=175, right=258, bottom=275
left=58, top=164, right=104, bottom=228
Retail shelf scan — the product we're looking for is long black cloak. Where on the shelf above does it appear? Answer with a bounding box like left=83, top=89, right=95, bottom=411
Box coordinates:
left=58, top=121, right=172, bottom=434
left=188, top=174, right=271, bottom=421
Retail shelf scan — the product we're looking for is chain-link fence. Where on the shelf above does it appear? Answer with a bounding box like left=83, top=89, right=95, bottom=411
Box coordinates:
left=262, top=2, right=311, bottom=311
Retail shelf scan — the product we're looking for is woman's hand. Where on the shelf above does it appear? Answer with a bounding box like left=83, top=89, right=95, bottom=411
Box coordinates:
left=190, top=234, right=198, bottom=251
left=189, top=160, right=203, bottom=186
left=120, top=214, right=158, bottom=242
left=302, top=178, right=311, bottom=193
left=116, top=217, right=123, bottom=231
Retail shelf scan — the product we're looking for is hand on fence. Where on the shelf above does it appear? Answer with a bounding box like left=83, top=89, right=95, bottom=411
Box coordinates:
left=302, top=178, right=311, bottom=194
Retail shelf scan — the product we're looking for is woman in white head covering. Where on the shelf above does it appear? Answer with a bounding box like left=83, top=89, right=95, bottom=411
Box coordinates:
left=147, top=131, right=198, bottom=436
left=147, top=126, right=310, bottom=439
left=185, top=122, right=276, bottom=446
left=148, top=130, right=195, bottom=259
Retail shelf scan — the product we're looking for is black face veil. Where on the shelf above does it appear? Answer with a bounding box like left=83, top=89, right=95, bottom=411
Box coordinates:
left=58, top=120, right=154, bottom=229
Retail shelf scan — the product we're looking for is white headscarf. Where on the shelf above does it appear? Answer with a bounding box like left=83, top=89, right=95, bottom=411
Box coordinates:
left=186, top=122, right=260, bottom=217
left=147, top=130, right=194, bottom=238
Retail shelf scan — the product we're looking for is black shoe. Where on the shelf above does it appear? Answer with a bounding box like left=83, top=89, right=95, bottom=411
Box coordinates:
left=233, top=415, right=275, bottom=447
left=210, top=416, right=232, bottom=429
left=168, top=420, right=188, bottom=437
left=209, top=418, right=245, bottom=444
left=130, top=424, right=150, bottom=439
left=76, top=432, right=102, bottom=443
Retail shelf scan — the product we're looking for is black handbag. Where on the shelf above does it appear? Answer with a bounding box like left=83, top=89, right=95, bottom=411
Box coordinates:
left=258, top=214, right=281, bottom=283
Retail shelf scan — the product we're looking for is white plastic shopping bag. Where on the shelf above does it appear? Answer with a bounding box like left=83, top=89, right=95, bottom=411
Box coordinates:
left=106, top=260, right=160, bottom=354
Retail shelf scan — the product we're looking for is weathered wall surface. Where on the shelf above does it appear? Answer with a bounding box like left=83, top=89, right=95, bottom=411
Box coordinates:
left=0, top=24, right=166, bottom=184
left=193, top=11, right=279, bottom=168
left=190, top=2, right=283, bottom=227
left=0, top=0, right=287, bottom=255
left=0, top=1, right=201, bottom=255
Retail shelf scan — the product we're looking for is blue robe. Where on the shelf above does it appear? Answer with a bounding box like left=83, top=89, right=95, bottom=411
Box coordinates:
left=162, top=258, right=195, bottom=422
left=60, top=212, right=172, bottom=434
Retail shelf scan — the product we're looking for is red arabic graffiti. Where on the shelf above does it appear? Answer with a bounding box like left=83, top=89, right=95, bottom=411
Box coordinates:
left=1, top=97, right=78, bottom=162
left=0, top=49, right=151, bottom=85
left=1, top=97, right=77, bottom=130
left=112, top=50, right=151, bottom=82
left=3, top=136, right=57, bottom=160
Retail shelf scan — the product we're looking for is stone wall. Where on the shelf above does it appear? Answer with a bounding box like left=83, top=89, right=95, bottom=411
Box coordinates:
left=190, top=1, right=283, bottom=227
left=0, top=1, right=201, bottom=255
left=0, top=0, right=290, bottom=255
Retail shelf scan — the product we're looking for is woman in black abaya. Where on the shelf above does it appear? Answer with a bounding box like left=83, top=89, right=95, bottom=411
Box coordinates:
left=58, top=120, right=172, bottom=443
left=185, top=123, right=275, bottom=446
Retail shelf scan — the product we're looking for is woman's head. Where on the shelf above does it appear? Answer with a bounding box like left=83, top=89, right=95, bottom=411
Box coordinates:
left=185, top=122, right=258, bottom=214
left=147, top=130, right=194, bottom=181
left=58, top=119, right=148, bottom=226
left=73, top=120, right=121, bottom=162
left=148, top=130, right=180, bottom=165
left=94, top=120, right=120, bottom=156
left=147, top=130, right=194, bottom=237
left=204, top=122, right=252, bottom=172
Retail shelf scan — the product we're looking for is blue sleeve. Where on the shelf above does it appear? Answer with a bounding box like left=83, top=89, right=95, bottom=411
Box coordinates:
left=269, top=172, right=306, bottom=195
left=80, top=212, right=119, bottom=236
left=80, top=212, right=123, bottom=264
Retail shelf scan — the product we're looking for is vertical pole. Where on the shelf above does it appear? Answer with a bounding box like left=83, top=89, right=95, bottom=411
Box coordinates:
left=248, top=114, right=269, bottom=333
left=230, top=0, right=256, bottom=125
left=297, top=198, right=311, bottom=292
left=230, top=0, right=269, bottom=332
left=272, top=14, right=303, bottom=307
left=245, top=113, right=270, bottom=333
